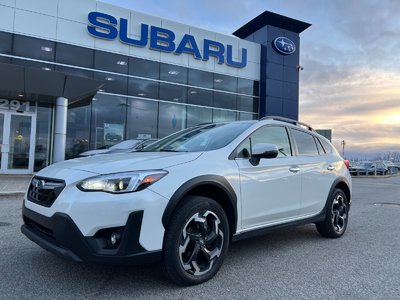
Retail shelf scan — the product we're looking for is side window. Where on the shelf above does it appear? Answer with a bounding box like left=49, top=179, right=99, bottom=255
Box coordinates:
left=315, top=137, right=325, bottom=155
left=236, top=126, right=292, bottom=158
left=320, top=138, right=333, bottom=154
left=291, top=129, right=319, bottom=156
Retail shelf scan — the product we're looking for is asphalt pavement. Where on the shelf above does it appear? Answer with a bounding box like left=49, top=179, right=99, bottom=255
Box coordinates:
left=0, top=176, right=399, bottom=299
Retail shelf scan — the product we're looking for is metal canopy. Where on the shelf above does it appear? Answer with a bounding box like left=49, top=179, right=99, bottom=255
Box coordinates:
left=233, top=10, right=311, bottom=39
left=0, top=62, right=104, bottom=107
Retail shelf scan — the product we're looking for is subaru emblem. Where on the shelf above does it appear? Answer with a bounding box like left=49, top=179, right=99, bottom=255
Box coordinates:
left=273, top=37, right=296, bottom=55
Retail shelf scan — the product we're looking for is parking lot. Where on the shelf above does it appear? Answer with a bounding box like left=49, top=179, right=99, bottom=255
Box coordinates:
left=1, top=176, right=399, bottom=299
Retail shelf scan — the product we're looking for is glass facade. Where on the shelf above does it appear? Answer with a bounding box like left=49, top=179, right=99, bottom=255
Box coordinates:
left=0, top=32, right=260, bottom=161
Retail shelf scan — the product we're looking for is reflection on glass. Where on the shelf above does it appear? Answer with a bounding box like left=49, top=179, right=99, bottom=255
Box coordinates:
left=126, top=98, right=158, bottom=139
left=128, top=78, right=159, bottom=99
left=66, top=105, right=91, bottom=159
left=188, top=69, right=213, bottom=88
left=8, top=115, right=32, bottom=169
left=213, top=92, right=236, bottom=110
left=159, top=83, right=187, bottom=103
left=34, top=104, right=53, bottom=171
left=212, top=110, right=237, bottom=123
left=91, top=94, right=127, bottom=149
left=187, top=106, right=212, bottom=127
left=213, top=74, right=237, bottom=92
left=160, top=63, right=188, bottom=84
left=129, top=57, right=159, bottom=79
left=158, top=103, right=186, bottom=138
left=187, top=88, right=212, bottom=106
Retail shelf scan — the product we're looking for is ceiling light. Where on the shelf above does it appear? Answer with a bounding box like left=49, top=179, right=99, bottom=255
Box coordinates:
left=92, top=97, right=97, bottom=101
left=41, top=46, right=53, bottom=52
left=168, top=70, right=179, bottom=75
left=99, top=89, right=105, bottom=92
left=173, top=98, right=180, bottom=101
left=117, top=60, right=127, bottom=66
left=18, top=94, right=24, bottom=97
left=214, top=79, right=223, bottom=83
left=42, top=67, right=51, bottom=71
left=138, top=93, right=146, bottom=97
left=105, top=77, right=114, bottom=81
left=190, top=90, right=198, bottom=95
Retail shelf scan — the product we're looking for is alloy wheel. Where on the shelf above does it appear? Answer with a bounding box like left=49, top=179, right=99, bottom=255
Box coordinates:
left=331, top=194, right=347, bottom=233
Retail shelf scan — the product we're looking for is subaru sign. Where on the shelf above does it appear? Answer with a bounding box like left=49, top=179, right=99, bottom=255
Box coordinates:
left=273, top=37, right=296, bottom=55
left=87, top=12, right=247, bottom=68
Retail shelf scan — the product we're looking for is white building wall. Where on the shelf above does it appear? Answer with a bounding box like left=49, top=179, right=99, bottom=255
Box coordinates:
left=0, top=0, right=261, bottom=80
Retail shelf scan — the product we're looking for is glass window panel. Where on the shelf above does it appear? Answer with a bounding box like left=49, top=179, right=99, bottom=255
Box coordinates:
left=13, top=35, right=55, bottom=61
left=56, top=43, right=94, bottom=68
left=239, top=112, right=256, bottom=120
left=8, top=114, right=32, bottom=169
left=11, top=58, right=55, bottom=71
left=315, top=137, right=325, bottom=155
left=245, top=126, right=292, bottom=157
left=159, top=83, right=187, bottom=103
left=212, top=110, right=237, bottom=123
left=91, top=94, right=127, bottom=149
left=213, top=74, right=237, bottom=92
left=129, top=57, right=159, bottom=79
left=160, top=63, right=188, bottom=84
left=126, top=98, right=158, bottom=139
left=66, top=105, right=91, bottom=159
left=0, top=32, right=12, bottom=63
left=188, top=69, right=213, bottom=88
left=291, top=129, right=319, bottom=156
left=237, top=95, right=257, bottom=112
left=253, top=81, right=260, bottom=96
left=158, top=103, right=186, bottom=138
left=128, top=78, right=159, bottom=99
left=187, top=88, right=212, bottom=107
left=55, top=65, right=94, bottom=79
left=187, top=106, right=212, bottom=127
left=94, top=72, right=127, bottom=94
left=94, top=50, right=128, bottom=74
left=213, top=92, right=236, bottom=110
left=237, top=78, right=254, bottom=95
left=34, top=103, right=53, bottom=171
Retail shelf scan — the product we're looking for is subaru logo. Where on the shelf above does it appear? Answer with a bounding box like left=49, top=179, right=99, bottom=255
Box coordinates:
left=32, top=179, right=45, bottom=189
left=273, top=37, right=296, bottom=55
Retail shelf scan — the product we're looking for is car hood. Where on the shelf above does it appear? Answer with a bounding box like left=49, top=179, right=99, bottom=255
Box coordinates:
left=39, top=152, right=202, bottom=176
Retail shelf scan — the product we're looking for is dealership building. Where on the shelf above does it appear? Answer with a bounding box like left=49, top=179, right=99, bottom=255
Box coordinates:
left=0, top=0, right=310, bottom=174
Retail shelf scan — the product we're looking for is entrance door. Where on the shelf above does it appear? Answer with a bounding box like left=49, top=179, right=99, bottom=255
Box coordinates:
left=0, top=111, right=36, bottom=174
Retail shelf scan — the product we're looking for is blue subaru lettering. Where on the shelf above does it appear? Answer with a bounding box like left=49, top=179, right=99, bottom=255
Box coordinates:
left=87, top=12, right=118, bottom=39
left=273, top=37, right=296, bottom=55
left=87, top=12, right=248, bottom=68
left=150, top=26, right=176, bottom=52
left=175, top=34, right=202, bottom=60
left=119, top=18, right=148, bottom=47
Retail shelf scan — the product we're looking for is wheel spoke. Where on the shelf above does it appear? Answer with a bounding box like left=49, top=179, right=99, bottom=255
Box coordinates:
left=187, top=243, right=201, bottom=265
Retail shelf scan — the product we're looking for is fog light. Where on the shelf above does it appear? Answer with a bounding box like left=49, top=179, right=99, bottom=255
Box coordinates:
left=110, top=232, right=120, bottom=246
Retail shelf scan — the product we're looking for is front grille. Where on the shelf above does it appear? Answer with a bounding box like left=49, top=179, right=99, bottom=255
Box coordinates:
left=27, top=177, right=65, bottom=207
left=24, top=216, right=55, bottom=240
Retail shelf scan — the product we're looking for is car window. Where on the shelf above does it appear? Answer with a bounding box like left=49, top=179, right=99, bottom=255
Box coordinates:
left=319, top=138, right=333, bottom=154
left=236, top=126, right=292, bottom=158
left=314, top=137, right=325, bottom=155
left=291, top=129, right=319, bottom=156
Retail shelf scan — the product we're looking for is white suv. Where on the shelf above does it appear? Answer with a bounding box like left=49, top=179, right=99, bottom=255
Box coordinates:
left=22, top=117, right=351, bottom=285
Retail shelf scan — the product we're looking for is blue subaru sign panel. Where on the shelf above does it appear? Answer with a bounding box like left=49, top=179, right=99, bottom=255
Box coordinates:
left=273, top=37, right=296, bottom=55
left=87, top=12, right=247, bottom=69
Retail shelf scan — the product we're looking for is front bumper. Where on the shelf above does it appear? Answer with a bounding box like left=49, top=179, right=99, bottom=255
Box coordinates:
left=21, top=206, right=161, bottom=264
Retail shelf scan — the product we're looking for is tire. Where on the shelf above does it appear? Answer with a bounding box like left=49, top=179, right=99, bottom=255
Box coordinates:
left=316, top=189, right=349, bottom=238
left=162, top=196, right=230, bottom=286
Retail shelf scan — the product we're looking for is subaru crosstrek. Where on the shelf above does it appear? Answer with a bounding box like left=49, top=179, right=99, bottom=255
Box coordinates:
left=21, top=117, right=351, bottom=285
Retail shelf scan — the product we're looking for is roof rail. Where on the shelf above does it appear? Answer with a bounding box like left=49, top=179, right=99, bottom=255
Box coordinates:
left=260, top=116, right=315, bottom=131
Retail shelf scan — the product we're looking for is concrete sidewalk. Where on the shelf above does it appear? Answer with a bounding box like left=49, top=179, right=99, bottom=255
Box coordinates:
left=0, top=174, right=32, bottom=198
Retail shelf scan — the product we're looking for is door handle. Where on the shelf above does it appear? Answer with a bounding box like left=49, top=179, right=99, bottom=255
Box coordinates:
left=327, top=165, right=335, bottom=171
left=289, top=167, right=300, bottom=173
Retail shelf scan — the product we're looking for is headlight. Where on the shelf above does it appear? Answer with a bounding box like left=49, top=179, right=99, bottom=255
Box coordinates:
left=77, top=170, right=168, bottom=194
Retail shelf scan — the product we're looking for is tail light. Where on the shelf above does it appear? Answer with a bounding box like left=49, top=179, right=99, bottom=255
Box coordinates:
left=343, top=160, right=350, bottom=169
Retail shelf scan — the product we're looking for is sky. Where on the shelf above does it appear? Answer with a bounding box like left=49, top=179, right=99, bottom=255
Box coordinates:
left=102, top=0, right=400, bottom=158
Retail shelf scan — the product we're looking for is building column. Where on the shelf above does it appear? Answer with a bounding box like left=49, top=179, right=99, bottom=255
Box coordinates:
left=53, top=97, right=68, bottom=163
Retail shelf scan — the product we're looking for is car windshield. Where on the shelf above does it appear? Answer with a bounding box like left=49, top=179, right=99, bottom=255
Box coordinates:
left=109, top=140, right=141, bottom=150
left=142, top=122, right=253, bottom=152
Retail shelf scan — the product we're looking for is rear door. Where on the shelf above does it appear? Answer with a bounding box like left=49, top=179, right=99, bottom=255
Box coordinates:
left=290, top=129, right=338, bottom=217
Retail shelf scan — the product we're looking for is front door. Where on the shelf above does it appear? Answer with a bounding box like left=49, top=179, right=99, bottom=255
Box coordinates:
left=0, top=111, right=36, bottom=174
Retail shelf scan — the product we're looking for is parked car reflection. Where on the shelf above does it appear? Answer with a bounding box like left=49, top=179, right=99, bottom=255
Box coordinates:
left=77, top=138, right=157, bottom=158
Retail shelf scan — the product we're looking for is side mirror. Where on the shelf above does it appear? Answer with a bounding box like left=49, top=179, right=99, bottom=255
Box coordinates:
left=250, top=143, right=279, bottom=166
